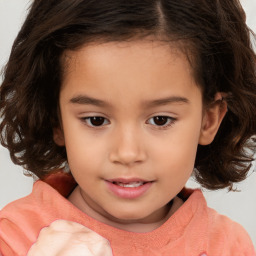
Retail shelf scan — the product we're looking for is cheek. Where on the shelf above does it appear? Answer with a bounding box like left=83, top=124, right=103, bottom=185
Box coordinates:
left=63, top=128, right=108, bottom=175
left=151, top=126, right=200, bottom=174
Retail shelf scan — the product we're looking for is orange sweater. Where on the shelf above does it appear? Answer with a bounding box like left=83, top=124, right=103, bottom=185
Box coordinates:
left=0, top=174, right=255, bottom=256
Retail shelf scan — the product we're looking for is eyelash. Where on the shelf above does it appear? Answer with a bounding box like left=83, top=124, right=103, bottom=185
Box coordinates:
left=81, top=116, right=110, bottom=127
left=81, top=115, right=177, bottom=129
left=146, top=116, right=177, bottom=129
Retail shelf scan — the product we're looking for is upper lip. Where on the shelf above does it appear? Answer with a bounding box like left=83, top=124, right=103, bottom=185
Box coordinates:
left=106, top=178, right=153, bottom=183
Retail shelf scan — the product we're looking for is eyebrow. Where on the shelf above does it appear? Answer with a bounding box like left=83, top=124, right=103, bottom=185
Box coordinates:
left=70, top=95, right=110, bottom=107
left=70, top=95, right=190, bottom=108
left=143, top=96, right=190, bottom=108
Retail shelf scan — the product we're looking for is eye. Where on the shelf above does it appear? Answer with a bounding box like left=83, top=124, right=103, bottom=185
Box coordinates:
left=147, top=116, right=176, bottom=127
left=82, top=116, right=110, bottom=127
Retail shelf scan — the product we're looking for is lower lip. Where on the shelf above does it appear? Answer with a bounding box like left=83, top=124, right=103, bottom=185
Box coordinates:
left=105, top=181, right=153, bottom=199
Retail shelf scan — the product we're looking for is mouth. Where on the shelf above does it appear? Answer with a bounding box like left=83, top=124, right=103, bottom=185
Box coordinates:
left=111, top=181, right=146, bottom=188
left=105, top=178, right=154, bottom=199
left=107, top=178, right=153, bottom=187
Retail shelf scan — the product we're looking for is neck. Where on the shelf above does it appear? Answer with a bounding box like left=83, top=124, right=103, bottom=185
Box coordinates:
left=68, top=186, right=183, bottom=233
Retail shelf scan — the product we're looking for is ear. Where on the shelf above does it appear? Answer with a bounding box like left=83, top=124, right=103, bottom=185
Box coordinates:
left=199, top=93, right=227, bottom=145
left=53, top=127, right=65, bottom=146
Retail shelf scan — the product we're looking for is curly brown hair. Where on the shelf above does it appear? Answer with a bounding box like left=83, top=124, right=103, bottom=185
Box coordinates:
left=1, top=0, right=256, bottom=190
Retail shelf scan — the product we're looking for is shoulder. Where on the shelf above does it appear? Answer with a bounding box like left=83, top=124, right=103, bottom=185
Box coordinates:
left=180, top=189, right=255, bottom=256
left=0, top=180, right=70, bottom=256
left=205, top=200, right=255, bottom=255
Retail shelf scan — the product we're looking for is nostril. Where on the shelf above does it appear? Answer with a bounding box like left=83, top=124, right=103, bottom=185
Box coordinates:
left=109, top=147, right=146, bottom=165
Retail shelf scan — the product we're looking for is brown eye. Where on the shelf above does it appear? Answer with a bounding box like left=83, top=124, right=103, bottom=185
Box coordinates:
left=83, top=117, right=109, bottom=127
left=153, top=116, right=169, bottom=126
left=147, top=116, right=175, bottom=127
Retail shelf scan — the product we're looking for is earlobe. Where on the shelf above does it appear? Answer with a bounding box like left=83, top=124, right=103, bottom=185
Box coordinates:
left=199, top=93, right=227, bottom=145
left=53, top=127, right=65, bottom=146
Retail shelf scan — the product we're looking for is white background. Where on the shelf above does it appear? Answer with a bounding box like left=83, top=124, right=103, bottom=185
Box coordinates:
left=0, top=0, right=256, bottom=247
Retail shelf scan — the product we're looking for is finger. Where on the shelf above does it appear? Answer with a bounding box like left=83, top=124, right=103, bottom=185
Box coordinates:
left=49, top=219, right=91, bottom=233
left=89, top=240, right=113, bottom=256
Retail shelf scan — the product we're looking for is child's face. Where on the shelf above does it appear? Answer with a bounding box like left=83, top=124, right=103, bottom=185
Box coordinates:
left=56, top=41, right=222, bottom=225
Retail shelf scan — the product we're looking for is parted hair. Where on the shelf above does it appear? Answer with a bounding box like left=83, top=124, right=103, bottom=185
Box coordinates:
left=1, top=0, right=256, bottom=190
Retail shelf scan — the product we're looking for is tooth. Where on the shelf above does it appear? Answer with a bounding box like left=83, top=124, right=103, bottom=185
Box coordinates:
left=115, top=182, right=144, bottom=188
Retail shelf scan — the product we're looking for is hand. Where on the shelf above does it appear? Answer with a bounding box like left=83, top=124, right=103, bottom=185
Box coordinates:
left=27, top=220, right=113, bottom=256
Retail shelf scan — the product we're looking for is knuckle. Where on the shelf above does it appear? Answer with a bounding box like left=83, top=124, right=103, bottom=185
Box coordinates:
left=38, top=226, right=51, bottom=237
left=50, top=219, right=67, bottom=229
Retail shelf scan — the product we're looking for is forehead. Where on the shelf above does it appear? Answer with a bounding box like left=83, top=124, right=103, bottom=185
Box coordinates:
left=60, top=40, right=201, bottom=105
left=62, top=39, right=191, bottom=69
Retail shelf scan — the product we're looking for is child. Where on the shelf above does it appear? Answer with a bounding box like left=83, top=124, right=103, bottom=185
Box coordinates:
left=0, top=0, right=256, bottom=255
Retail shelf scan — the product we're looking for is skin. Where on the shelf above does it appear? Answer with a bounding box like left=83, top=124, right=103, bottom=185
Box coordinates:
left=27, top=220, right=113, bottom=255
left=54, top=40, right=226, bottom=233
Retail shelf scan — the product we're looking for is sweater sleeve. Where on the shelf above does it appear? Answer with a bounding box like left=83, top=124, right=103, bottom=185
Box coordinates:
left=229, top=221, right=256, bottom=256
left=0, top=217, right=32, bottom=256
left=0, top=178, right=77, bottom=256
left=207, top=208, right=256, bottom=256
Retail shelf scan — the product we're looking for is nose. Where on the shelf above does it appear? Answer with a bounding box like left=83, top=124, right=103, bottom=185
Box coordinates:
left=109, top=125, right=147, bottom=166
